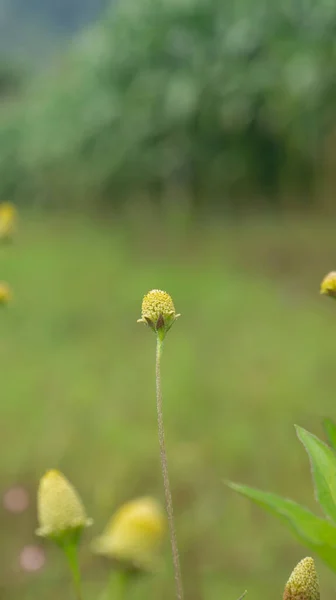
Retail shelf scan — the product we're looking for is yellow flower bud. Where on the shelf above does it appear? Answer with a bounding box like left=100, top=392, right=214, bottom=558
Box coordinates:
left=320, top=271, right=336, bottom=298
left=36, top=470, right=92, bottom=542
left=0, top=202, right=16, bottom=241
left=92, top=497, right=166, bottom=571
left=283, top=557, right=320, bottom=600
left=0, top=282, right=11, bottom=306
left=137, top=290, right=180, bottom=339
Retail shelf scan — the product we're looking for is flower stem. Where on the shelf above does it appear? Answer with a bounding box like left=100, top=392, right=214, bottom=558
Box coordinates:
left=101, top=570, right=131, bottom=600
left=115, top=571, right=130, bottom=600
left=156, top=335, right=184, bottom=600
left=63, top=541, right=83, bottom=600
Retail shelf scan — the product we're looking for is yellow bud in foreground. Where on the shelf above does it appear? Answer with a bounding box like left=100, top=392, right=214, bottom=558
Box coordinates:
left=283, top=557, right=320, bottom=600
left=137, top=289, right=180, bottom=339
left=0, top=202, right=16, bottom=241
left=92, top=497, right=166, bottom=571
left=0, top=282, right=11, bottom=306
left=36, top=470, right=92, bottom=543
left=320, top=271, right=336, bottom=299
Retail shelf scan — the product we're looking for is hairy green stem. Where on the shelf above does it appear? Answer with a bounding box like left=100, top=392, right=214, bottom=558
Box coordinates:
left=156, top=336, right=184, bottom=600
left=63, top=542, right=83, bottom=600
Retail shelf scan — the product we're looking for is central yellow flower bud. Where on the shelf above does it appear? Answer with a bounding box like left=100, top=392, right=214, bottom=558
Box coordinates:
left=92, top=496, right=166, bottom=571
left=0, top=282, right=11, bottom=306
left=137, top=289, right=180, bottom=339
left=0, top=202, right=16, bottom=241
left=283, top=557, right=320, bottom=600
left=320, top=271, right=336, bottom=298
left=36, top=470, right=92, bottom=543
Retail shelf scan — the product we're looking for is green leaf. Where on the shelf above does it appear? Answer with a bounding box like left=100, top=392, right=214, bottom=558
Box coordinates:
left=228, top=482, right=335, bottom=544
left=296, top=425, right=336, bottom=523
left=323, top=418, right=336, bottom=453
left=228, top=482, right=336, bottom=572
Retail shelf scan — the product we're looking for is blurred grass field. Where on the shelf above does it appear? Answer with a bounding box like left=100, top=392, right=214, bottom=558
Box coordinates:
left=1, top=211, right=336, bottom=599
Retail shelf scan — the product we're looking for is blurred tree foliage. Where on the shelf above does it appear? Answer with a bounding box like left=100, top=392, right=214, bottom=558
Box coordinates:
left=0, top=61, right=27, bottom=98
left=0, top=0, right=107, bottom=59
left=1, top=0, right=336, bottom=209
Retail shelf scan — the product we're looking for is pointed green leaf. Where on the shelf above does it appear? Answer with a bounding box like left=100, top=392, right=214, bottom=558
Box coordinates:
left=228, top=482, right=336, bottom=544
left=228, top=482, right=336, bottom=572
left=296, top=425, right=336, bottom=523
left=323, top=418, right=336, bottom=453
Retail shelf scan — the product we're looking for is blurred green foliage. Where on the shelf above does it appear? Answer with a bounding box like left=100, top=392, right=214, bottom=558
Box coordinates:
left=0, top=61, right=26, bottom=98
left=0, top=0, right=106, bottom=60
left=1, top=0, right=336, bottom=208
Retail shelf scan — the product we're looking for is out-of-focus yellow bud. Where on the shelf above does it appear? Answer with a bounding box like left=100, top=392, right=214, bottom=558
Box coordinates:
left=0, top=282, right=11, bottom=306
left=36, top=470, right=92, bottom=543
left=283, top=557, right=320, bottom=600
left=137, top=290, right=180, bottom=339
left=320, top=271, right=336, bottom=299
left=92, top=497, right=166, bottom=571
left=0, top=202, right=16, bottom=241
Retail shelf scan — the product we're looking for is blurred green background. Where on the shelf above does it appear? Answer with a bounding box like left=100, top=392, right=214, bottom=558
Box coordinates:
left=1, top=0, right=336, bottom=598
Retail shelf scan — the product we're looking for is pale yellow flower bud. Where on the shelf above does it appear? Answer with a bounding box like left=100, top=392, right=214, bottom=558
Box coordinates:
left=283, top=557, right=320, bottom=600
left=0, top=282, right=11, bottom=306
left=92, top=496, right=166, bottom=571
left=36, top=470, right=92, bottom=542
left=0, top=202, right=16, bottom=241
left=137, top=289, right=180, bottom=339
left=320, top=271, right=336, bottom=298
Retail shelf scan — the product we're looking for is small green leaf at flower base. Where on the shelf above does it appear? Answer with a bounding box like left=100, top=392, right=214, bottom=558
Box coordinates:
left=323, top=418, right=336, bottom=454
left=227, top=482, right=336, bottom=571
left=295, top=425, right=336, bottom=524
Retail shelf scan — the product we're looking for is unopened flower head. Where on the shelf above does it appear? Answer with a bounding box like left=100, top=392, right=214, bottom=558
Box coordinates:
left=320, top=271, right=336, bottom=299
left=137, top=289, right=180, bottom=339
left=92, top=496, right=166, bottom=571
left=36, top=470, right=92, bottom=544
left=283, top=557, right=320, bottom=600
left=0, top=282, right=11, bottom=306
left=0, top=202, right=16, bottom=241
